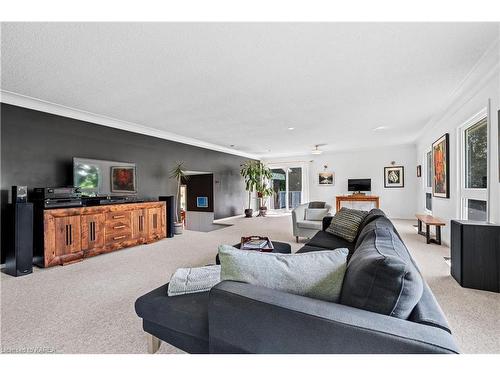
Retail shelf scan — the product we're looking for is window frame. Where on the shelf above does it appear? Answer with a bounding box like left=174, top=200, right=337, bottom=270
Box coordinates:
left=423, top=148, right=433, bottom=214
left=457, top=108, right=489, bottom=221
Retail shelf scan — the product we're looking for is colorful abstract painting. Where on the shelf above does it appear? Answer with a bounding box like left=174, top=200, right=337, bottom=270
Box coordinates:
left=432, top=133, right=449, bottom=198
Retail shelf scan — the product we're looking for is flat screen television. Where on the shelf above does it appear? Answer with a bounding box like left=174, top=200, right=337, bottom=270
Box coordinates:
left=348, top=178, right=371, bottom=192
left=73, top=157, right=137, bottom=196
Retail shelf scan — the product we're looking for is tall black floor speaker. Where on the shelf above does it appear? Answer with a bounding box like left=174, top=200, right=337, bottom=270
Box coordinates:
left=159, top=196, right=175, bottom=238
left=451, top=220, right=500, bottom=293
left=5, top=202, right=34, bottom=277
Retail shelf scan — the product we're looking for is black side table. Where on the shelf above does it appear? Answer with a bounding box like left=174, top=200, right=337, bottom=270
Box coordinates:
left=215, top=241, right=292, bottom=265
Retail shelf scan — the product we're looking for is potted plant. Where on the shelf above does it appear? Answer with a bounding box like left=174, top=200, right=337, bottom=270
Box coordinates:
left=257, top=185, right=274, bottom=217
left=240, top=161, right=273, bottom=218
left=169, top=162, right=188, bottom=234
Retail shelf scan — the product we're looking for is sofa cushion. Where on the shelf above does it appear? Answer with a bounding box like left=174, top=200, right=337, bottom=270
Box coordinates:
left=135, top=283, right=209, bottom=340
left=355, top=215, right=395, bottom=250
left=326, top=208, right=368, bottom=242
left=340, top=227, right=424, bottom=319
left=218, top=245, right=348, bottom=303
left=297, top=220, right=323, bottom=230
left=303, top=230, right=355, bottom=253
left=356, top=209, right=387, bottom=239
left=304, top=208, right=329, bottom=221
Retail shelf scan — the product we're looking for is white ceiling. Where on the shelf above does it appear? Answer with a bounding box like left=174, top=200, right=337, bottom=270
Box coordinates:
left=1, top=22, right=499, bottom=158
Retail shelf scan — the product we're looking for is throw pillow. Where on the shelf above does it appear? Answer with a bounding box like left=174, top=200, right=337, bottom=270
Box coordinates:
left=304, top=208, right=329, bottom=221
left=340, top=228, right=423, bottom=319
left=167, top=265, right=221, bottom=296
left=308, top=201, right=326, bottom=209
left=326, top=207, right=368, bottom=242
left=218, top=245, right=348, bottom=302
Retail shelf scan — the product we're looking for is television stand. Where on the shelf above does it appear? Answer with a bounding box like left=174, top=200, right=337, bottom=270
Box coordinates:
left=336, top=195, right=380, bottom=212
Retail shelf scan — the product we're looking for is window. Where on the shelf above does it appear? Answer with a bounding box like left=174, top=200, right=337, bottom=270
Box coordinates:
left=423, top=149, right=432, bottom=213
left=459, top=113, right=488, bottom=221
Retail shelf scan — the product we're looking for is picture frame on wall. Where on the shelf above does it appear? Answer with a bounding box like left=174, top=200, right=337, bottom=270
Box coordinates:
left=318, top=171, right=334, bottom=185
left=110, top=166, right=137, bottom=193
left=416, top=165, right=422, bottom=177
left=197, top=196, right=208, bottom=208
left=432, top=133, right=450, bottom=198
left=384, top=166, right=404, bottom=188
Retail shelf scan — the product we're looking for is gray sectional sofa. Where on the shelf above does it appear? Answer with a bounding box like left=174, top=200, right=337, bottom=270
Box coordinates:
left=135, top=209, right=459, bottom=354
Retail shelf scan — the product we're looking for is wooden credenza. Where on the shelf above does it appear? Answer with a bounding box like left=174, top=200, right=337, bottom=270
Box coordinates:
left=36, top=201, right=166, bottom=267
left=335, top=195, right=380, bottom=212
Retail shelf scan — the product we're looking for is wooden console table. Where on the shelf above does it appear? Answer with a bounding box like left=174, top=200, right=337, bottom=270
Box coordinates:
left=336, top=195, right=380, bottom=212
left=34, top=201, right=166, bottom=267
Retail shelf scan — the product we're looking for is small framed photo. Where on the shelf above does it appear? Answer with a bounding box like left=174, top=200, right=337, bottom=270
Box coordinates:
left=111, top=166, right=137, bottom=193
left=416, top=165, right=422, bottom=177
left=197, top=196, right=208, bottom=208
left=384, top=166, right=404, bottom=188
left=318, top=172, right=334, bottom=185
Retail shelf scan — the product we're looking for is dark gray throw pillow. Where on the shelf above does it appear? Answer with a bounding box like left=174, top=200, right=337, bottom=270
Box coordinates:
left=340, top=227, right=424, bottom=319
left=326, top=207, right=368, bottom=242
left=308, top=201, right=326, bottom=209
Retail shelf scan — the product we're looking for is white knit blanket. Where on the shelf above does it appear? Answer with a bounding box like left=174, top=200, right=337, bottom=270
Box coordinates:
left=167, top=265, right=221, bottom=296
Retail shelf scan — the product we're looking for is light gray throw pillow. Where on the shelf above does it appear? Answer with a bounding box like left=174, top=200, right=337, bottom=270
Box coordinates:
left=167, top=265, right=221, bottom=296
left=304, top=208, right=329, bottom=221
left=218, top=245, right=348, bottom=302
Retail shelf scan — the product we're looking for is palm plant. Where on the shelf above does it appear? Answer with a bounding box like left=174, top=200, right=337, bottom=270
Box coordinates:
left=169, top=162, right=188, bottom=223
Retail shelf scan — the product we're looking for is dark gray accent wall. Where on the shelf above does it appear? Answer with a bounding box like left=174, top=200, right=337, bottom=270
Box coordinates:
left=1, top=103, right=252, bottom=261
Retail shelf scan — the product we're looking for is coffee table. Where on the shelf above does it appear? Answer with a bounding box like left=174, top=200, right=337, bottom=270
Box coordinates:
left=215, top=240, right=292, bottom=265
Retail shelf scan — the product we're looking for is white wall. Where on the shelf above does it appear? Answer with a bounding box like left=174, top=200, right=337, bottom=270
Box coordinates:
left=415, top=38, right=500, bottom=245
left=265, top=143, right=418, bottom=219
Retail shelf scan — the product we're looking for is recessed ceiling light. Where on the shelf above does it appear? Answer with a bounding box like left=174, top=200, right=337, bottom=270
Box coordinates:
left=229, top=144, right=235, bottom=147
left=373, top=126, right=389, bottom=131
left=287, top=127, right=295, bottom=130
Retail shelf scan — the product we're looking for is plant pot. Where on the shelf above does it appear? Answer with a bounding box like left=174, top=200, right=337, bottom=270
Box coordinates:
left=244, top=209, right=253, bottom=218
left=258, top=206, right=267, bottom=217
left=174, top=222, right=183, bottom=235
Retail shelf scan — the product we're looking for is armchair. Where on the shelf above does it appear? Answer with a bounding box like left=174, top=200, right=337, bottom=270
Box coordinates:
left=292, top=202, right=331, bottom=242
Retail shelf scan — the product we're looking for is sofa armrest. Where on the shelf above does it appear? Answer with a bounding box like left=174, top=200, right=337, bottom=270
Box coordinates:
left=208, top=281, right=459, bottom=354
left=322, top=215, right=333, bottom=231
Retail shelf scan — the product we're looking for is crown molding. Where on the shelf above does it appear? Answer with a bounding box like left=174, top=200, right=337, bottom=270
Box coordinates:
left=414, top=37, right=500, bottom=141
left=0, top=90, right=260, bottom=160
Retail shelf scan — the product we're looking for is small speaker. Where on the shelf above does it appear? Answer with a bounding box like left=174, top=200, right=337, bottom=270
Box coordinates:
left=5, top=203, right=34, bottom=277
left=159, top=196, right=175, bottom=238
left=12, top=185, right=28, bottom=203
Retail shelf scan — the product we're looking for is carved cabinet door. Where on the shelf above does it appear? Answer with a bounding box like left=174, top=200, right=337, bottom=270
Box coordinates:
left=81, top=213, right=105, bottom=255
left=45, top=215, right=83, bottom=266
left=147, top=207, right=163, bottom=240
left=132, top=208, right=148, bottom=240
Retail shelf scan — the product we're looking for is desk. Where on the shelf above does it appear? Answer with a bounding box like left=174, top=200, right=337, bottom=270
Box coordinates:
left=336, top=195, right=380, bottom=212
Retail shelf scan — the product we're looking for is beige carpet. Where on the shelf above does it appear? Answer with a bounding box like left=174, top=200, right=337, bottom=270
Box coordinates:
left=1, top=215, right=499, bottom=354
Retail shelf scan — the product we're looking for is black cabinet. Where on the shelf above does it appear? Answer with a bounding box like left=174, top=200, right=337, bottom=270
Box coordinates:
left=451, top=220, right=500, bottom=293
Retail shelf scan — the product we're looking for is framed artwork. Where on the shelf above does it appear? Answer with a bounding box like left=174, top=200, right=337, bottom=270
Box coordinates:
left=318, top=172, right=334, bottom=185
left=416, top=165, right=421, bottom=177
left=432, top=133, right=450, bottom=198
left=384, top=166, right=404, bottom=188
left=111, top=166, right=137, bottom=193
left=197, top=196, right=208, bottom=208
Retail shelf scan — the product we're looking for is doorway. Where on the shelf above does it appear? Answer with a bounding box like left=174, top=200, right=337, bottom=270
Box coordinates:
left=269, top=166, right=304, bottom=212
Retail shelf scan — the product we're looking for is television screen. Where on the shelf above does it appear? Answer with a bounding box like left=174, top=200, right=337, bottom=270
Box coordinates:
left=73, top=157, right=137, bottom=196
left=74, top=161, right=100, bottom=192
left=348, top=179, right=371, bottom=192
